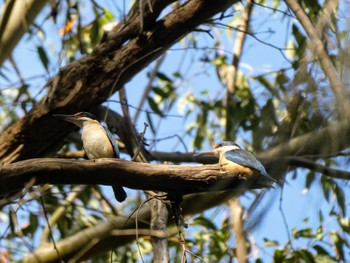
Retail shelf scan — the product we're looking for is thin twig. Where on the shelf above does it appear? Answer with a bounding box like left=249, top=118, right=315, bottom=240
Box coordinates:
left=214, top=22, right=293, bottom=63
left=39, top=196, right=64, bottom=263
left=286, top=156, right=350, bottom=180
left=8, top=55, right=25, bottom=85
left=91, top=186, right=119, bottom=215
left=185, top=249, right=206, bottom=262
left=135, top=196, right=157, bottom=263
left=103, top=47, right=163, bottom=123
left=132, top=122, right=149, bottom=161
left=40, top=185, right=85, bottom=245
left=68, top=238, right=99, bottom=263
left=170, top=199, right=188, bottom=263
left=278, top=172, right=294, bottom=250
left=133, top=53, right=166, bottom=123
left=119, top=88, right=150, bottom=163
left=149, top=134, right=189, bottom=153
left=108, top=99, right=182, bottom=118
left=122, top=195, right=156, bottom=230
left=193, top=28, right=214, bottom=39
left=253, top=1, right=295, bottom=18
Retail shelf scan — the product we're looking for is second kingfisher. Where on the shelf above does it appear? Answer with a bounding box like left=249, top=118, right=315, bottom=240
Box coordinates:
left=195, top=141, right=275, bottom=189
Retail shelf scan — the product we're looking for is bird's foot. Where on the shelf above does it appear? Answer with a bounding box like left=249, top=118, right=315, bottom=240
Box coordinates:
left=145, top=191, right=168, bottom=200
left=238, top=174, right=247, bottom=180
left=220, top=167, right=227, bottom=174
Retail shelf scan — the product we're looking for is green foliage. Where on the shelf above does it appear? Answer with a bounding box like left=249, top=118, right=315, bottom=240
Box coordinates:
left=184, top=216, right=235, bottom=262
left=37, top=46, right=50, bottom=72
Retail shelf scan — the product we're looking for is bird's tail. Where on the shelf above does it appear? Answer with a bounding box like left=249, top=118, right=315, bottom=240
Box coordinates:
left=251, top=174, right=277, bottom=189
left=112, top=185, right=127, bottom=202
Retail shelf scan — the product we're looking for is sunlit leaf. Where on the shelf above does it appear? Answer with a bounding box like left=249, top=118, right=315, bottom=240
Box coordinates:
left=147, top=97, right=163, bottom=116
left=285, top=39, right=296, bottom=60
left=293, top=227, right=314, bottom=239
left=316, top=226, right=323, bottom=240
left=153, top=87, right=168, bottom=98
left=339, top=217, right=350, bottom=232
left=263, top=238, right=279, bottom=247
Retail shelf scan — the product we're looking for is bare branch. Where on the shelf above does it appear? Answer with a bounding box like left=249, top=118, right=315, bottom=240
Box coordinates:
left=150, top=197, right=170, bottom=262
left=260, top=119, right=350, bottom=164
left=229, top=198, right=247, bottom=263
left=286, top=156, right=350, bottom=180
left=0, top=158, right=261, bottom=199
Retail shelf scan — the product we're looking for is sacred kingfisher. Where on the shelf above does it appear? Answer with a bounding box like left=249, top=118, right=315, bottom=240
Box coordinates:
left=195, top=141, right=275, bottom=188
left=54, top=112, right=127, bottom=202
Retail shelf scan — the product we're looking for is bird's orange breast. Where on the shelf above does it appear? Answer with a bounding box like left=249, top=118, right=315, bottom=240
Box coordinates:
left=219, top=154, right=258, bottom=178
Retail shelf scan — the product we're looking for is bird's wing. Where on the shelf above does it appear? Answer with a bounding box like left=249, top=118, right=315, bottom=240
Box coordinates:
left=103, top=126, right=120, bottom=158
left=103, top=126, right=127, bottom=202
left=224, top=149, right=269, bottom=178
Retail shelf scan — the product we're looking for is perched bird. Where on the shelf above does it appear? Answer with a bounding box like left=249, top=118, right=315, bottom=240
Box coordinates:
left=54, top=112, right=127, bottom=202
left=195, top=141, right=275, bottom=189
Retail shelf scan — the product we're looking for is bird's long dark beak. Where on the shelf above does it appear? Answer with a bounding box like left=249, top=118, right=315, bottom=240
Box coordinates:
left=53, top=114, right=78, bottom=124
left=193, top=149, right=219, bottom=157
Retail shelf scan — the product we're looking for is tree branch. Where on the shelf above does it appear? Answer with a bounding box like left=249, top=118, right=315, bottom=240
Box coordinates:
left=286, top=156, right=350, bottom=180
left=260, top=119, right=350, bottom=164
left=229, top=198, right=247, bottom=263
left=0, top=158, right=257, bottom=199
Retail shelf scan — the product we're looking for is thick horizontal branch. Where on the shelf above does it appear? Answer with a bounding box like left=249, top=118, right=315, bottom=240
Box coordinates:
left=0, top=158, right=256, bottom=198
left=55, top=150, right=350, bottom=180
